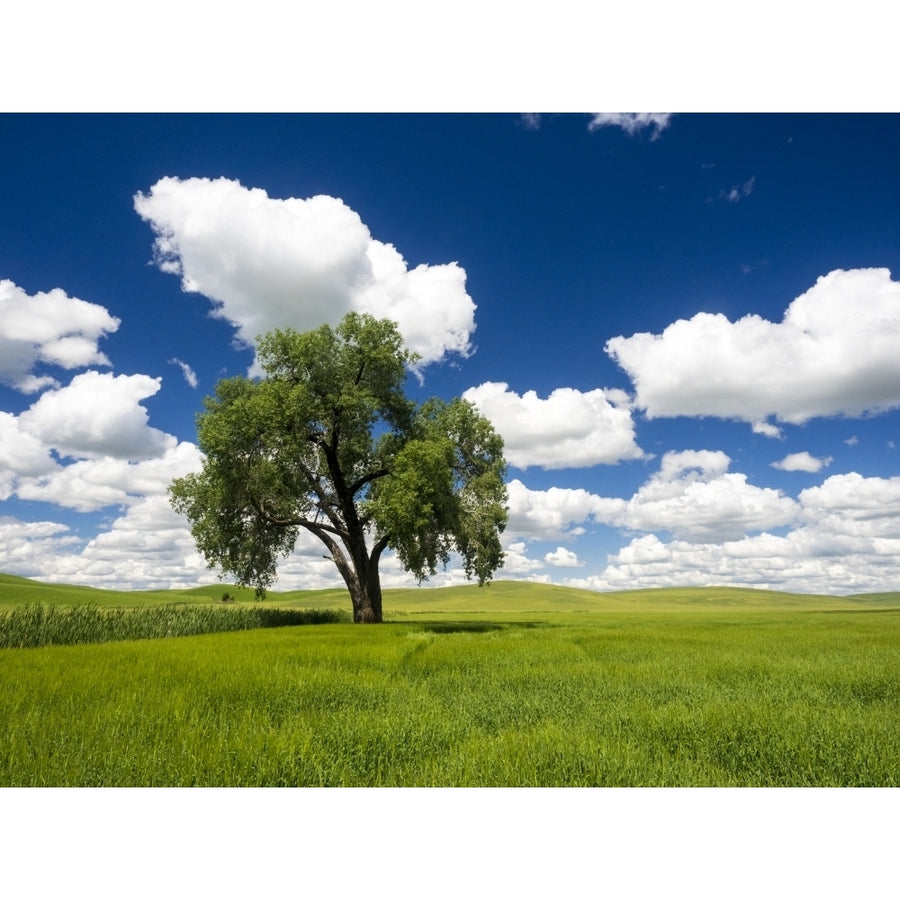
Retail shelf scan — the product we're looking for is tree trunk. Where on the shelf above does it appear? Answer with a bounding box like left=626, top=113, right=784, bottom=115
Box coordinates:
left=364, top=560, right=384, bottom=623
left=304, top=507, right=385, bottom=623
left=335, top=538, right=384, bottom=624
left=348, top=570, right=382, bottom=623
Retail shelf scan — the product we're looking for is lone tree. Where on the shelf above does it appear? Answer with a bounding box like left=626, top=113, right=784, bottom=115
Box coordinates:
left=170, top=312, right=508, bottom=623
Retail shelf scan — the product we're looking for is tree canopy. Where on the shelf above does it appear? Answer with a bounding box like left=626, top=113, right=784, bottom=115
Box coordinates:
left=169, top=312, right=508, bottom=622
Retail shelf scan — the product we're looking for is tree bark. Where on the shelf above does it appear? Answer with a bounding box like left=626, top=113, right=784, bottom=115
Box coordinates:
left=310, top=430, right=385, bottom=623
left=314, top=528, right=383, bottom=623
left=349, top=546, right=383, bottom=624
left=347, top=565, right=382, bottom=623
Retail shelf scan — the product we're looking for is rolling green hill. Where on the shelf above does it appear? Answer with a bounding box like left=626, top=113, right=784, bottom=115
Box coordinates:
left=2, top=572, right=897, bottom=614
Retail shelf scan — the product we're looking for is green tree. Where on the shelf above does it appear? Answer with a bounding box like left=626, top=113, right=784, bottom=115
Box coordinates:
left=169, top=312, right=508, bottom=622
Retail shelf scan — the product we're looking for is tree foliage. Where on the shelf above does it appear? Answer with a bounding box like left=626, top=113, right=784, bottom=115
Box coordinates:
left=170, top=313, right=508, bottom=622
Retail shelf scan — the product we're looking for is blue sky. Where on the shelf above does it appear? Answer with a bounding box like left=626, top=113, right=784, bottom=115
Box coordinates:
left=2, top=112, right=899, bottom=594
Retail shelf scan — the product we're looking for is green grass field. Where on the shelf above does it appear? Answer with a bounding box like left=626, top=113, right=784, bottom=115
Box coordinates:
left=1, top=575, right=898, bottom=786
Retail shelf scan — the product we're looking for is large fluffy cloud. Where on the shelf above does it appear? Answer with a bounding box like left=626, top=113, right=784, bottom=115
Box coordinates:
left=0, top=517, right=82, bottom=578
left=799, top=472, right=900, bottom=533
left=0, top=430, right=211, bottom=589
left=462, top=382, right=647, bottom=469
left=508, top=451, right=798, bottom=545
left=506, top=478, right=625, bottom=540
left=0, top=392, right=212, bottom=587
left=133, top=176, right=476, bottom=372
left=0, top=412, right=56, bottom=492
left=567, top=472, right=900, bottom=595
left=15, top=442, right=204, bottom=513
left=5, top=495, right=212, bottom=592
left=2, top=372, right=201, bottom=517
left=0, top=279, right=120, bottom=393
left=67, top=495, right=211, bottom=589
left=18, top=371, right=175, bottom=461
left=606, top=268, right=900, bottom=434
left=616, top=450, right=799, bottom=541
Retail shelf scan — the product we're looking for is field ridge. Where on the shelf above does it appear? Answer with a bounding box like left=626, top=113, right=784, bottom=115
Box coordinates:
left=2, top=572, right=898, bottom=614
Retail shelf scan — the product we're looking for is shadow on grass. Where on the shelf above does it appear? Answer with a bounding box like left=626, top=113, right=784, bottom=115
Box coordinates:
left=406, top=620, right=556, bottom=634
left=419, top=622, right=504, bottom=634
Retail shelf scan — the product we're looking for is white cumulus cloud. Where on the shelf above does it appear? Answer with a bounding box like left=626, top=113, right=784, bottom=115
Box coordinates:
left=507, top=450, right=798, bottom=546
left=545, top=547, right=581, bottom=567
left=506, top=478, right=626, bottom=541
left=18, top=371, right=176, bottom=461
left=772, top=451, right=832, bottom=473
left=0, top=412, right=57, bottom=491
left=799, top=472, right=900, bottom=528
left=569, top=471, right=900, bottom=595
left=613, top=450, right=799, bottom=541
left=17, top=441, right=204, bottom=512
left=0, top=279, right=120, bottom=392
left=606, top=268, right=900, bottom=433
left=134, top=176, right=476, bottom=373
left=0, top=517, right=82, bottom=579
left=501, top=540, right=547, bottom=575
left=462, top=381, right=647, bottom=469
left=43, top=495, right=214, bottom=591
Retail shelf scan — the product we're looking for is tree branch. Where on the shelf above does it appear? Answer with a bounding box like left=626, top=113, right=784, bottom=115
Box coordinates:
left=251, top=497, right=345, bottom=538
left=349, top=467, right=390, bottom=497
left=370, top=532, right=391, bottom=563
left=294, top=452, right=347, bottom=535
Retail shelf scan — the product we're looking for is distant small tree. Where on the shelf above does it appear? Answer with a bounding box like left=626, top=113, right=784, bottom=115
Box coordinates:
left=170, top=312, right=508, bottom=623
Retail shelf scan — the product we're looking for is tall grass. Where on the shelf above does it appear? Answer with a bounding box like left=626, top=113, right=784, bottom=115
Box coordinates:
left=0, top=603, right=349, bottom=648
left=1, top=609, right=897, bottom=786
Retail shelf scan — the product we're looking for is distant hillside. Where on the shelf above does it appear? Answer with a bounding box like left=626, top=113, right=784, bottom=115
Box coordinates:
left=0, top=573, right=241, bottom=609
left=377, top=581, right=900, bottom=613
left=844, top=591, right=900, bottom=604
left=2, top=573, right=897, bottom=614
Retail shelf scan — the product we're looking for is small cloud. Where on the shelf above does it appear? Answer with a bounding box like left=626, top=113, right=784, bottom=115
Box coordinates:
left=506, top=479, right=625, bottom=542
left=15, top=374, right=61, bottom=394
left=753, top=420, right=783, bottom=439
left=772, top=452, right=833, bottom=473
left=720, top=176, right=755, bottom=203
left=588, top=113, right=672, bottom=139
left=463, top=382, right=647, bottom=469
left=0, top=279, right=120, bottom=392
left=544, top=547, right=581, bottom=568
left=519, top=113, right=542, bottom=130
left=168, top=357, right=198, bottom=388
left=844, top=436, right=859, bottom=446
